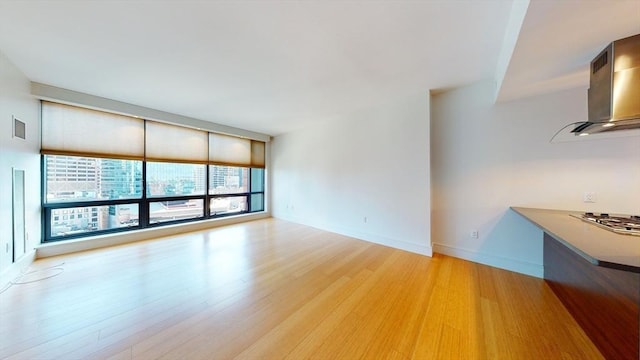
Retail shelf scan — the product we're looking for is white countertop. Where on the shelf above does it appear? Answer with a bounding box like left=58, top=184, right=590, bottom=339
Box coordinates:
left=512, top=207, right=640, bottom=272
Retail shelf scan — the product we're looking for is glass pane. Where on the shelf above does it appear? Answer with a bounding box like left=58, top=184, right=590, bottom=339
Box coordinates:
left=250, top=168, right=264, bottom=192
left=149, top=199, right=204, bottom=224
left=50, top=204, right=139, bottom=237
left=45, top=155, right=142, bottom=203
left=210, top=196, right=247, bottom=216
left=250, top=193, right=264, bottom=212
left=147, top=162, right=206, bottom=197
left=209, top=166, right=249, bottom=194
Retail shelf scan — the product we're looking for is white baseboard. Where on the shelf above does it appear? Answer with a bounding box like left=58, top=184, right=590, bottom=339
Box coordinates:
left=37, top=212, right=270, bottom=258
left=343, top=228, right=433, bottom=257
left=0, top=250, right=37, bottom=290
left=433, top=243, right=543, bottom=278
left=273, top=214, right=432, bottom=257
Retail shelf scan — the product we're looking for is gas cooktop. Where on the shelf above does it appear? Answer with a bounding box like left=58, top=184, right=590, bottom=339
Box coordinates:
left=572, top=212, right=640, bottom=236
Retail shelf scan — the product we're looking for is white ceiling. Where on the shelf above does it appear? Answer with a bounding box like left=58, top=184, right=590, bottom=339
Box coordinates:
left=0, top=0, right=638, bottom=136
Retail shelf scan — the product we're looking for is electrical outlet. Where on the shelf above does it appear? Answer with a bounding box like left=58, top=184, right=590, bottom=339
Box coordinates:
left=363, top=216, right=367, bottom=223
left=5, top=243, right=8, bottom=253
left=470, top=230, right=479, bottom=239
left=583, top=192, right=596, bottom=203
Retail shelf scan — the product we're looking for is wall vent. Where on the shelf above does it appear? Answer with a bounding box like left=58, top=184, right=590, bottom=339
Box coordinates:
left=13, top=116, right=26, bottom=140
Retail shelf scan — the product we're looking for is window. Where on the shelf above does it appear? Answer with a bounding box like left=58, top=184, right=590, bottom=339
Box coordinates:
left=48, top=204, right=139, bottom=238
left=210, top=196, right=248, bottom=216
left=41, top=101, right=266, bottom=242
left=45, top=155, right=142, bottom=203
left=147, top=162, right=206, bottom=197
left=149, top=199, right=204, bottom=224
left=208, top=166, right=265, bottom=215
left=209, top=166, right=248, bottom=194
left=249, top=168, right=265, bottom=212
left=250, top=193, right=264, bottom=212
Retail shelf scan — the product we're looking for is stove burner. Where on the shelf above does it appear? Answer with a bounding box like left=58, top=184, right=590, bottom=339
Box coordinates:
left=574, top=212, right=640, bottom=236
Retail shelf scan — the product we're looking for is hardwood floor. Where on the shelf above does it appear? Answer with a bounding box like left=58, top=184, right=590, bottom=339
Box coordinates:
left=0, top=218, right=602, bottom=359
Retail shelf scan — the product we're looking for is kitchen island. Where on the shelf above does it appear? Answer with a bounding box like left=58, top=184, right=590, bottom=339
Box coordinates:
left=513, top=207, right=639, bottom=360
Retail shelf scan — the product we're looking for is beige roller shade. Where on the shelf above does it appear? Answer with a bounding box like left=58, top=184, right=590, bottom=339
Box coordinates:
left=145, top=121, right=208, bottom=163
left=209, top=133, right=265, bottom=168
left=41, top=101, right=144, bottom=160
left=251, top=140, right=265, bottom=168
left=42, top=101, right=265, bottom=167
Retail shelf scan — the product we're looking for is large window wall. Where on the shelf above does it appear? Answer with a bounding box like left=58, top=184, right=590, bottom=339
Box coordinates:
left=41, top=102, right=266, bottom=242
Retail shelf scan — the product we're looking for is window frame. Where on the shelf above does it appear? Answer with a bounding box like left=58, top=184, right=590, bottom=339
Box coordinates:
left=42, top=155, right=265, bottom=242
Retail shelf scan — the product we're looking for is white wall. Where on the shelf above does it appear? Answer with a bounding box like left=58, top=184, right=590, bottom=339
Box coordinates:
left=0, top=51, right=41, bottom=276
left=271, top=93, right=431, bottom=255
left=431, top=80, right=640, bottom=277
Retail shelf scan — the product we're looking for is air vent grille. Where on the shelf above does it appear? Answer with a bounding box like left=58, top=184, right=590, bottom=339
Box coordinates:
left=13, top=116, right=25, bottom=140
left=592, top=51, right=608, bottom=74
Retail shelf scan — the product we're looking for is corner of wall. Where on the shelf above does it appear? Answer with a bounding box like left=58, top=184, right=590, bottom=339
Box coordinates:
left=0, top=50, right=41, bottom=276
left=270, top=94, right=431, bottom=259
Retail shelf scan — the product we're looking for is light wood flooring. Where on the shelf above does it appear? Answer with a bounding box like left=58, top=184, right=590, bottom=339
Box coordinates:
left=0, top=218, right=603, bottom=359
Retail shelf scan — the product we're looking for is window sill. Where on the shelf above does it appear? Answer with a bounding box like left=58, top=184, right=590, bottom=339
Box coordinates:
left=36, top=211, right=270, bottom=258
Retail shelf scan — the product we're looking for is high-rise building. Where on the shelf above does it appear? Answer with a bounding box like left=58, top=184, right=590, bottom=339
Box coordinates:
left=45, top=155, right=98, bottom=200
left=100, top=159, right=142, bottom=199
left=210, top=165, right=247, bottom=194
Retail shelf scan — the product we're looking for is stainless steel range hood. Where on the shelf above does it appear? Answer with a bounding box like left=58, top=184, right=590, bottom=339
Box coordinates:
left=572, top=33, right=640, bottom=135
